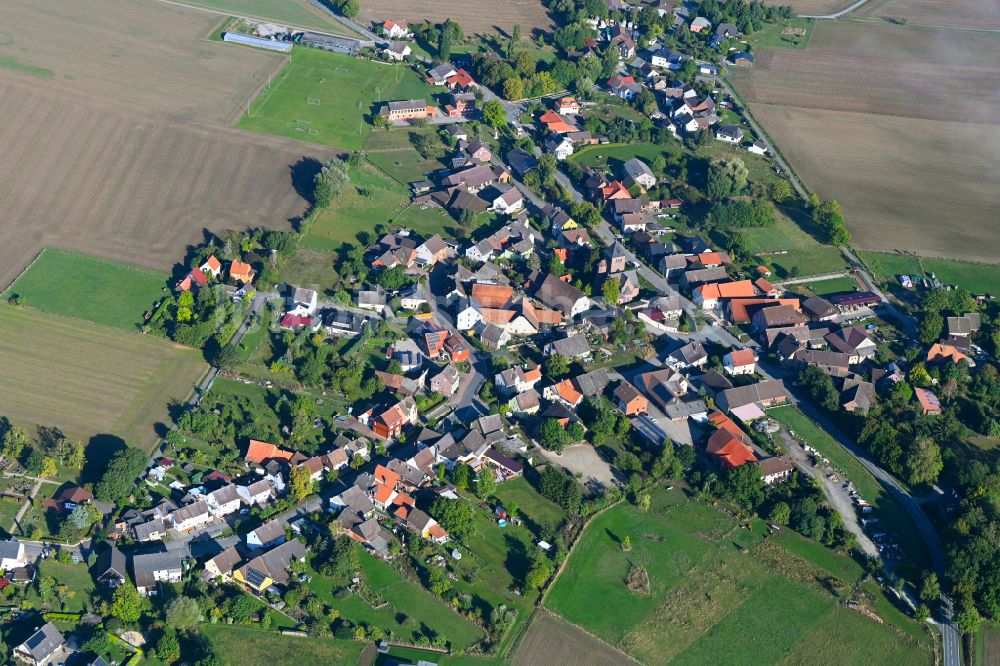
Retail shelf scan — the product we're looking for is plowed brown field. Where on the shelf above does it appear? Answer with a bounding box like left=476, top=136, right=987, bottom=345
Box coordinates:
left=0, top=0, right=336, bottom=289
left=0, top=77, right=334, bottom=289
left=732, top=21, right=1000, bottom=261
left=853, top=0, right=1000, bottom=29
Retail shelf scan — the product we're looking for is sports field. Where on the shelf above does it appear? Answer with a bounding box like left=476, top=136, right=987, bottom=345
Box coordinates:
left=3, top=250, right=167, bottom=330
left=240, top=48, right=436, bottom=150
left=0, top=304, right=207, bottom=449
left=731, top=21, right=1000, bottom=263
left=545, top=487, right=932, bottom=665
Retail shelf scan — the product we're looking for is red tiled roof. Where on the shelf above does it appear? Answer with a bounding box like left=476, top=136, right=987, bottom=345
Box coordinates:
left=727, top=349, right=756, bottom=367
left=472, top=282, right=514, bottom=308
left=246, top=440, right=294, bottom=464
left=374, top=464, right=401, bottom=489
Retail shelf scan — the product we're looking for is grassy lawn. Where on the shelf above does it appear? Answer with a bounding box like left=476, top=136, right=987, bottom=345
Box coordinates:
left=307, top=162, right=410, bottom=247
left=307, top=551, right=484, bottom=650
left=363, top=126, right=450, bottom=185
left=188, top=0, right=352, bottom=33
left=200, top=624, right=363, bottom=665
left=26, top=560, right=97, bottom=612
left=0, top=304, right=207, bottom=449
left=545, top=485, right=932, bottom=665
left=671, top=576, right=830, bottom=665
left=240, top=48, right=436, bottom=150
left=790, top=276, right=858, bottom=296
left=858, top=250, right=1000, bottom=295
left=761, top=246, right=849, bottom=280
left=277, top=247, right=342, bottom=296
left=3, top=249, right=168, bottom=331
left=768, top=406, right=930, bottom=572
left=751, top=18, right=813, bottom=50
left=493, top=476, right=565, bottom=532
left=975, top=621, right=1000, bottom=666
left=567, top=143, right=682, bottom=170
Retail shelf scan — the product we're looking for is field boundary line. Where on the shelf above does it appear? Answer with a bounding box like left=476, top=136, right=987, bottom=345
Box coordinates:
left=0, top=249, right=43, bottom=294
left=534, top=608, right=643, bottom=665
left=229, top=54, right=292, bottom=125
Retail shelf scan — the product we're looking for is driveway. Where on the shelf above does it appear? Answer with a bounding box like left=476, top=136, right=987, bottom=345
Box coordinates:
left=777, top=429, right=877, bottom=557
left=534, top=444, right=617, bottom=495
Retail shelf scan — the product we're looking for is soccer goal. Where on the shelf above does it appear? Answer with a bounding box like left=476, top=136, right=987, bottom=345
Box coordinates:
left=307, top=98, right=321, bottom=105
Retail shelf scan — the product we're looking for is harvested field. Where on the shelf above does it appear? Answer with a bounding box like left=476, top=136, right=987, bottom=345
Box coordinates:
left=748, top=103, right=1000, bottom=262
left=514, top=611, right=631, bottom=666
left=357, top=0, right=552, bottom=34
left=763, top=0, right=852, bottom=15
left=853, top=0, right=1000, bottom=30
left=732, top=22, right=1000, bottom=125
left=1, top=0, right=287, bottom=122
left=0, top=305, right=207, bottom=449
left=179, top=0, right=353, bottom=33
left=0, top=77, right=334, bottom=289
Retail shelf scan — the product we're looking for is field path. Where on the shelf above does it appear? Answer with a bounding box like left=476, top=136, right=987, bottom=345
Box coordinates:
left=800, top=0, right=871, bottom=18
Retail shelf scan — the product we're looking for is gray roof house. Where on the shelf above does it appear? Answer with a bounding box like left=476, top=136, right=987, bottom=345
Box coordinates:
left=544, top=333, right=592, bottom=359
left=94, top=542, right=127, bottom=588
left=14, top=622, right=66, bottom=666
left=131, top=551, right=184, bottom=596
left=622, top=158, right=656, bottom=189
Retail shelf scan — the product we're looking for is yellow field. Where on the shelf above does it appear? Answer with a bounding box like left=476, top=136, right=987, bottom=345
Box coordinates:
left=0, top=305, right=207, bottom=449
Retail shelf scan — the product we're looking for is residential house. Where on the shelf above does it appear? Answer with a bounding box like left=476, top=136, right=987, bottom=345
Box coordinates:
left=246, top=520, right=286, bottom=550
left=14, top=623, right=65, bottom=666
left=381, top=19, right=410, bottom=39
left=234, top=539, right=308, bottom=592
left=538, top=109, right=576, bottom=134
left=824, top=327, right=877, bottom=364
left=607, top=75, right=642, bottom=100
left=392, top=339, right=423, bottom=372
left=915, top=387, right=942, bottom=415
left=545, top=333, right=592, bottom=360
left=715, top=124, right=744, bottom=144
left=246, top=440, right=295, bottom=466
left=693, top=279, right=756, bottom=309
left=399, top=284, right=429, bottom=311
left=169, top=500, right=212, bottom=533
left=480, top=322, right=511, bottom=350
left=715, top=22, right=739, bottom=38
left=638, top=367, right=690, bottom=410
left=509, top=389, right=541, bottom=415
left=490, top=184, right=525, bottom=214
left=203, top=547, right=242, bottom=580
left=544, top=133, right=575, bottom=161
left=532, top=273, right=591, bottom=317
left=414, top=234, right=449, bottom=267
left=705, top=411, right=757, bottom=470
left=598, top=241, right=629, bottom=274
left=668, top=341, right=708, bottom=369
left=205, top=485, right=242, bottom=518
left=557, top=96, right=580, bottom=114
left=237, top=479, right=274, bottom=507
left=716, top=380, right=788, bottom=412
left=132, top=551, right=183, bottom=596
left=385, top=41, right=411, bottom=61
left=614, top=381, right=648, bottom=416
left=506, top=148, right=538, bottom=176
left=441, top=164, right=509, bottom=193
left=0, top=539, right=25, bottom=570
left=690, top=16, right=711, bottom=32
left=430, top=363, right=461, bottom=396
left=622, top=158, right=656, bottom=190
left=791, top=349, right=852, bottom=378
left=323, top=309, right=369, bottom=338
left=758, top=456, right=794, bottom=485
left=495, top=364, right=543, bottom=395
left=543, top=378, right=584, bottom=408
left=229, top=260, right=256, bottom=284
left=829, top=291, right=881, bottom=310
left=608, top=24, right=636, bottom=58
left=841, top=378, right=876, bottom=414
left=372, top=397, right=418, bottom=439
left=445, top=334, right=470, bottom=361
left=927, top=343, right=974, bottom=366
left=947, top=313, right=981, bottom=338
left=94, top=543, right=127, bottom=588
left=426, top=62, right=458, bottom=85
left=287, top=287, right=318, bottom=316
left=730, top=52, right=754, bottom=66
left=724, top=349, right=757, bottom=375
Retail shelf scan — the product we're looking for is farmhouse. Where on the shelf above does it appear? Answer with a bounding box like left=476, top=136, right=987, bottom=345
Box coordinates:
left=716, top=125, right=744, bottom=144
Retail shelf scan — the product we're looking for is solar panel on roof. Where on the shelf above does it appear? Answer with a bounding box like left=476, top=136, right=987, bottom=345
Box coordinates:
left=245, top=568, right=268, bottom=587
